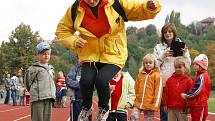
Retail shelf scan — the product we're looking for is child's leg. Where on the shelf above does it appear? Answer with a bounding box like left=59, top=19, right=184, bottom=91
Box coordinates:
left=144, top=110, right=155, bottom=121
left=202, top=105, right=208, bottom=121
left=26, top=95, right=30, bottom=106
left=191, top=106, right=208, bottom=121
left=106, top=112, right=116, bottom=121
left=116, top=112, right=127, bottom=121
left=62, top=96, right=67, bottom=107
left=168, top=108, right=177, bottom=121
left=160, top=97, right=168, bottom=121
left=31, top=100, right=45, bottom=121
left=176, top=109, right=188, bottom=121
left=72, top=101, right=82, bottom=121
left=130, top=107, right=141, bottom=120
left=43, top=99, right=52, bottom=121
left=19, top=96, right=23, bottom=105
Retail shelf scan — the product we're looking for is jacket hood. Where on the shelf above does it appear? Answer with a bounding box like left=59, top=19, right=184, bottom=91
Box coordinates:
left=32, top=62, right=54, bottom=70
left=171, top=72, right=190, bottom=80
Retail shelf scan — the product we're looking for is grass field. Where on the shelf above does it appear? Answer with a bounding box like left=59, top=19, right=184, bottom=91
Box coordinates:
left=209, top=90, right=215, bottom=113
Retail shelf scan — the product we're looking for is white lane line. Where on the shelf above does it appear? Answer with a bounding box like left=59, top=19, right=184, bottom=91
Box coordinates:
left=0, top=107, right=26, bottom=113
left=13, top=115, right=30, bottom=121
left=209, top=112, right=215, bottom=115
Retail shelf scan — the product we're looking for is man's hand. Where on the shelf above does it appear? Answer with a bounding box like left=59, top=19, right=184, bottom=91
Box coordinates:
left=76, top=38, right=88, bottom=48
left=146, top=0, right=158, bottom=10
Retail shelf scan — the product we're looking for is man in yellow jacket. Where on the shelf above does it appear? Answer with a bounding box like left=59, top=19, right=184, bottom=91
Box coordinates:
left=55, top=0, right=161, bottom=120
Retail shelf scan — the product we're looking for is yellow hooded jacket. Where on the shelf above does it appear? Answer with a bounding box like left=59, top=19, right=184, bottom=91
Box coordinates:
left=55, top=0, right=161, bottom=68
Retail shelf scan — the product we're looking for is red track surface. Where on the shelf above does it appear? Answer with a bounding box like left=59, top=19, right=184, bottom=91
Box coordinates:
left=0, top=97, right=214, bottom=121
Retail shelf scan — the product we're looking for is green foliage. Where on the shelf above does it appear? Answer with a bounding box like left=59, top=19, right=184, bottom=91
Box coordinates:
left=145, top=24, right=157, bottom=36
left=0, top=23, right=38, bottom=76
left=209, top=90, right=215, bottom=112
left=206, top=25, right=215, bottom=40
left=165, top=10, right=181, bottom=27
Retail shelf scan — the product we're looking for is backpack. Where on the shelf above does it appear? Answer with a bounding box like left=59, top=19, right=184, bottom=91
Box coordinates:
left=71, top=0, right=128, bottom=25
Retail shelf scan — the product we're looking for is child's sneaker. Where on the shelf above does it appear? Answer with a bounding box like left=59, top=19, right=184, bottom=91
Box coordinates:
left=78, top=108, right=92, bottom=121
left=95, top=108, right=109, bottom=121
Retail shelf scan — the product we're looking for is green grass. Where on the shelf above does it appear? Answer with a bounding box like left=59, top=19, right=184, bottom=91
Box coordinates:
left=208, top=90, right=215, bottom=113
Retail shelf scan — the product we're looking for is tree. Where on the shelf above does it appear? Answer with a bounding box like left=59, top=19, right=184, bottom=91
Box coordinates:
left=206, top=25, right=215, bottom=40
left=0, top=23, right=39, bottom=76
left=165, top=10, right=181, bottom=27
left=165, top=10, right=188, bottom=40
left=145, top=24, right=157, bottom=36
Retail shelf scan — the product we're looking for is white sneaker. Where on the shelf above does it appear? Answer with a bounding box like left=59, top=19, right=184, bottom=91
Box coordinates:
left=95, top=108, right=109, bottom=121
left=78, top=108, right=92, bottom=121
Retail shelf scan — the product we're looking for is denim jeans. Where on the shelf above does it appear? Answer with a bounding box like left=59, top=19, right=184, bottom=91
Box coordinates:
left=11, top=89, right=17, bottom=106
left=80, top=62, right=120, bottom=110
left=70, top=100, right=92, bottom=121
left=19, top=96, right=25, bottom=106
left=4, top=90, right=10, bottom=104
left=160, top=100, right=168, bottom=121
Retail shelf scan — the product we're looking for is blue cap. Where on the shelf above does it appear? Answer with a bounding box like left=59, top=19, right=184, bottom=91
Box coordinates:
left=36, top=42, right=51, bottom=54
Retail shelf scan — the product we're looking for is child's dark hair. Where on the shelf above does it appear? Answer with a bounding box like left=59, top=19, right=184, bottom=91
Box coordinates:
left=161, top=23, right=177, bottom=44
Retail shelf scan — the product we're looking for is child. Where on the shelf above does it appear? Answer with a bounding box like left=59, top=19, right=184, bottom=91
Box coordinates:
left=24, top=42, right=56, bottom=121
left=0, top=85, right=4, bottom=99
left=19, top=85, right=25, bottom=106
left=4, top=74, right=11, bottom=104
left=163, top=57, right=193, bottom=121
left=130, top=54, right=163, bottom=121
left=25, top=88, right=30, bottom=106
left=181, top=54, right=211, bottom=121
left=55, top=71, right=67, bottom=108
left=67, top=64, right=92, bottom=121
left=107, top=70, right=135, bottom=121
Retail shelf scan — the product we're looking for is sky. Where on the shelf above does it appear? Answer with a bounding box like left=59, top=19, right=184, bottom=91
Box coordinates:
left=0, top=0, right=214, bottom=43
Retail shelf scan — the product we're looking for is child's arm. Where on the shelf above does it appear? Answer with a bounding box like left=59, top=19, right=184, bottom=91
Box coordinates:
left=181, top=75, right=204, bottom=99
left=24, top=67, right=38, bottom=91
left=66, top=67, right=80, bottom=89
left=163, top=79, right=169, bottom=107
left=126, top=76, right=135, bottom=108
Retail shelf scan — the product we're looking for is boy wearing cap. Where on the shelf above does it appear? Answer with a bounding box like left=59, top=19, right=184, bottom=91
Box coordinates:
left=181, top=54, right=211, bottom=121
left=24, top=42, right=56, bottom=121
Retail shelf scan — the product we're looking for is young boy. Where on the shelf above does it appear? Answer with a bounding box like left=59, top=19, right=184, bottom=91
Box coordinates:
left=67, top=64, right=92, bottom=121
left=24, top=42, right=56, bottom=121
left=107, top=70, right=135, bottom=121
left=181, top=54, right=211, bottom=121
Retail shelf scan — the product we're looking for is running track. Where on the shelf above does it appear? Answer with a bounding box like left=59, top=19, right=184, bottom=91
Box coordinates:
left=0, top=97, right=214, bottom=121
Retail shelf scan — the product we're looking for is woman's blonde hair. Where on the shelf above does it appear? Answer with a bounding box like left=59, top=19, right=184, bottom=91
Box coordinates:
left=174, top=56, right=190, bottom=74
left=139, top=54, right=158, bottom=73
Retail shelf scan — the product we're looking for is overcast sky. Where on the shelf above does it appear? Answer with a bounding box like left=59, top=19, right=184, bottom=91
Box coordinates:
left=0, top=0, right=214, bottom=43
